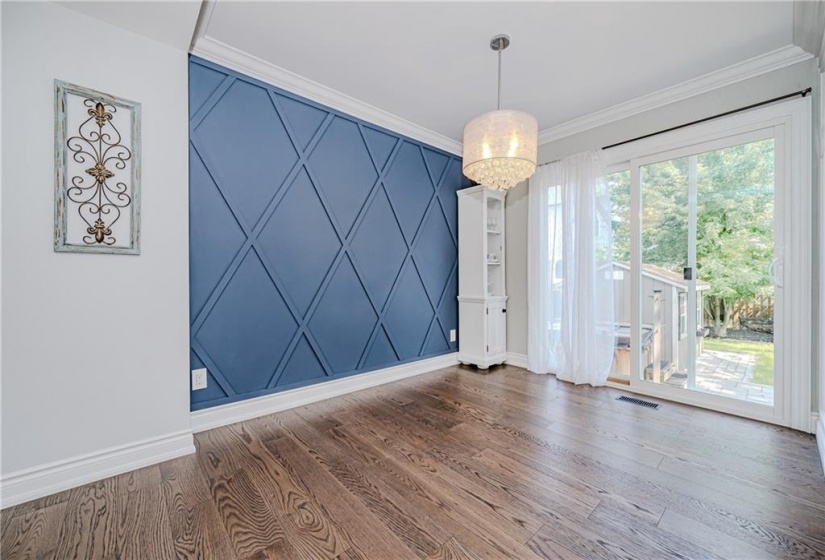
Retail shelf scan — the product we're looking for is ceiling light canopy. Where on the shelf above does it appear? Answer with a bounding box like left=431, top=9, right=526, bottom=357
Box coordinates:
left=462, top=35, right=538, bottom=191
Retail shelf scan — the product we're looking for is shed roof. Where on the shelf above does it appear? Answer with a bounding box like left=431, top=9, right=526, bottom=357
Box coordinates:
left=613, top=262, right=711, bottom=291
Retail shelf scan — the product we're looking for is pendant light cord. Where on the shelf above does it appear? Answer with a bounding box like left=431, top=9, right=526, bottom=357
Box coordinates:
left=497, top=47, right=502, bottom=110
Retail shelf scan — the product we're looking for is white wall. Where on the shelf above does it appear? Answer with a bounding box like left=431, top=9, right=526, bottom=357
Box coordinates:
left=504, top=182, right=528, bottom=360
left=506, top=60, right=820, bottom=406
left=1, top=2, right=193, bottom=504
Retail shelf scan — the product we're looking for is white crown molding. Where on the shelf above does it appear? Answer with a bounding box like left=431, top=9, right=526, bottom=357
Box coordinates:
left=538, top=45, right=814, bottom=145
left=190, top=36, right=463, bottom=156
left=189, top=0, right=217, bottom=51
left=191, top=353, right=459, bottom=433
left=793, top=0, right=825, bottom=70
left=0, top=430, right=194, bottom=509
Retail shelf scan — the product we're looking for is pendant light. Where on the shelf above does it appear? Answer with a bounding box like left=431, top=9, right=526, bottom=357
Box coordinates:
left=462, top=34, right=538, bottom=191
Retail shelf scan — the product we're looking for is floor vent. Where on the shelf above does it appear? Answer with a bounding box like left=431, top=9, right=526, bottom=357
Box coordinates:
left=616, top=395, right=660, bottom=409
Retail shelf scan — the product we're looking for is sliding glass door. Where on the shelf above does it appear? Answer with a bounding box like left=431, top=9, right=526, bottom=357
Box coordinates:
left=627, top=129, right=786, bottom=420
left=602, top=97, right=811, bottom=430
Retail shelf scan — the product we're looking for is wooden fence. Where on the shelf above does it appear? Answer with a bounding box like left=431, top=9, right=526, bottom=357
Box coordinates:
left=704, top=296, right=774, bottom=329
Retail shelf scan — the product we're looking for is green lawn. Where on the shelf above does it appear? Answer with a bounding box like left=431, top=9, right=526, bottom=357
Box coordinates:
left=702, top=337, right=774, bottom=386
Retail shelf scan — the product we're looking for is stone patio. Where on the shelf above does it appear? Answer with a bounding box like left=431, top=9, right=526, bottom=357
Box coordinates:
left=664, top=347, right=774, bottom=406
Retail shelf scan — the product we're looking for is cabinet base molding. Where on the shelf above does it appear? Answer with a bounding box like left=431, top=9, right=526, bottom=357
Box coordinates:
left=458, top=353, right=507, bottom=370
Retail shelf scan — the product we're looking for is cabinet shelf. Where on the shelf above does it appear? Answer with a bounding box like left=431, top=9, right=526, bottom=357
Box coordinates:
left=457, top=185, right=507, bottom=369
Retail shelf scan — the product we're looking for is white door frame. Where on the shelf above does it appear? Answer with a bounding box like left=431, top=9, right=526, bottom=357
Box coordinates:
left=604, top=97, right=812, bottom=432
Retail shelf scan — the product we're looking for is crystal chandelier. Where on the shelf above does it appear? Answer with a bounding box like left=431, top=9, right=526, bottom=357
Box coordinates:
left=462, top=35, right=538, bottom=191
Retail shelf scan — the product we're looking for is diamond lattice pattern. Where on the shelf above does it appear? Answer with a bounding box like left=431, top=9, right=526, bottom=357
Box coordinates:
left=188, top=57, right=469, bottom=410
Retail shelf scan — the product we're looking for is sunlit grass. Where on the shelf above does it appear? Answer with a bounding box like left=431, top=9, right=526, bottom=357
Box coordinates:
left=703, top=337, right=774, bottom=386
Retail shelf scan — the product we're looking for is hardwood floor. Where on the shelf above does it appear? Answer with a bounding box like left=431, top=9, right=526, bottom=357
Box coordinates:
left=2, top=364, right=824, bottom=559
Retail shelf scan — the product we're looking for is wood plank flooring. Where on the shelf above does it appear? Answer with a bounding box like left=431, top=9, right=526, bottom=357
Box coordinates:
left=2, top=364, right=824, bottom=559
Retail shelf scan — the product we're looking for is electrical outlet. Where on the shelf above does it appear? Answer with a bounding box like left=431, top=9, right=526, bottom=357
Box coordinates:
left=192, top=368, right=208, bottom=390
left=450, top=329, right=457, bottom=342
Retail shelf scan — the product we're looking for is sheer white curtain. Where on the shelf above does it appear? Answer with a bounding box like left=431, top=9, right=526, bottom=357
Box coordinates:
left=527, top=150, right=615, bottom=386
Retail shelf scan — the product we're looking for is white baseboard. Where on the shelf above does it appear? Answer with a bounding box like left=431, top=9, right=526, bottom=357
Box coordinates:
left=191, top=353, right=459, bottom=433
left=505, top=352, right=529, bottom=369
left=0, top=429, right=194, bottom=509
left=817, top=414, right=825, bottom=476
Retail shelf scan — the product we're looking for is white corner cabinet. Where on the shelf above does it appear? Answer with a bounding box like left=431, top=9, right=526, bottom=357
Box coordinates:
left=457, top=186, right=507, bottom=369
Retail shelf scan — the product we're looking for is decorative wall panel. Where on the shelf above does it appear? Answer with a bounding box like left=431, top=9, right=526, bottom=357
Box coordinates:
left=55, top=80, right=141, bottom=254
left=189, top=57, right=469, bottom=410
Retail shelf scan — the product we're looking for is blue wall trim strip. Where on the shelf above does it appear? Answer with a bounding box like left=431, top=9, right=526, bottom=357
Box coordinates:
left=189, top=56, right=469, bottom=410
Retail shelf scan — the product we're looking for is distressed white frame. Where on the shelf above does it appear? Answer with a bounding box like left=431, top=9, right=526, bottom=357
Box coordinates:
left=55, top=80, right=141, bottom=255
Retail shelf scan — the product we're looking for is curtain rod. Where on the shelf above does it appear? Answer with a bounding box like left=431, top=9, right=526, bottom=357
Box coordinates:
left=601, top=87, right=812, bottom=150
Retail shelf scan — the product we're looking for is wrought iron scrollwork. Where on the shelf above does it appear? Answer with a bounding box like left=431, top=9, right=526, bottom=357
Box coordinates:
left=65, top=99, right=133, bottom=245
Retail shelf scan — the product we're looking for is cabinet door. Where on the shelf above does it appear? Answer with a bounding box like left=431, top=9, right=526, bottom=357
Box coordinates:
left=487, top=303, right=507, bottom=356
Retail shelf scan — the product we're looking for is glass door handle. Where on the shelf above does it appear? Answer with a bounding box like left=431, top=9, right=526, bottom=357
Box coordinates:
left=768, top=257, right=783, bottom=288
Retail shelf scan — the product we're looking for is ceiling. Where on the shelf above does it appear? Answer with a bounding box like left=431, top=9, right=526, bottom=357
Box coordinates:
left=61, top=1, right=202, bottom=51
left=197, top=2, right=795, bottom=143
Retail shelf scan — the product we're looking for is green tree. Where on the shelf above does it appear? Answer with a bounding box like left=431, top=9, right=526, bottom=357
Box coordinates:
left=696, top=140, right=774, bottom=336
left=608, top=139, right=775, bottom=337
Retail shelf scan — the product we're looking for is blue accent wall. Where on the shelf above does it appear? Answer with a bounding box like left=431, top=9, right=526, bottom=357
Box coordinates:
left=189, top=56, right=469, bottom=410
